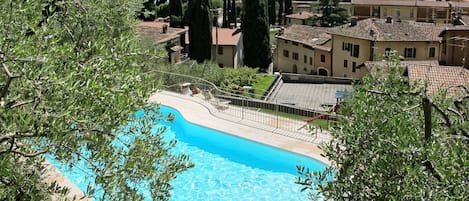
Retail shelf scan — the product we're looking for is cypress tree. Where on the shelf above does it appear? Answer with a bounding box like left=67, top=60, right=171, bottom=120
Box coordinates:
left=169, top=0, right=183, bottom=28
left=222, top=0, right=228, bottom=27
left=284, top=0, right=292, bottom=15
left=187, top=0, right=212, bottom=62
left=268, top=0, right=276, bottom=25
left=231, top=0, right=237, bottom=27
left=242, top=0, right=272, bottom=69
left=278, top=0, right=283, bottom=25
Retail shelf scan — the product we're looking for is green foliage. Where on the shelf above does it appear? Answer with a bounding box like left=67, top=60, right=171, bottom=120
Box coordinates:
left=170, top=0, right=184, bottom=27
left=314, top=0, right=350, bottom=27
left=220, top=67, right=258, bottom=92
left=242, top=0, right=272, bottom=69
left=139, top=0, right=157, bottom=21
left=0, top=0, right=191, bottom=200
left=156, top=2, right=170, bottom=18
left=296, top=58, right=469, bottom=200
left=187, top=0, right=213, bottom=62
left=211, top=0, right=223, bottom=9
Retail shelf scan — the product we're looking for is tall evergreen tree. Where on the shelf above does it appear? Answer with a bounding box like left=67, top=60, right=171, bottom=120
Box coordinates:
left=231, top=0, right=237, bottom=27
left=169, top=0, right=183, bottom=28
left=222, top=0, right=229, bottom=27
left=284, top=0, right=292, bottom=15
left=187, top=0, right=212, bottom=62
left=268, top=0, right=276, bottom=25
left=314, top=0, right=350, bottom=27
left=242, top=0, right=272, bottom=69
left=278, top=0, right=284, bottom=25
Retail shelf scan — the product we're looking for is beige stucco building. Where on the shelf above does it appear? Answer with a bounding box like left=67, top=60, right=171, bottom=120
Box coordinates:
left=185, top=27, right=243, bottom=68
left=350, top=0, right=469, bottom=24
left=328, top=18, right=447, bottom=78
left=211, top=28, right=243, bottom=68
left=275, top=25, right=332, bottom=76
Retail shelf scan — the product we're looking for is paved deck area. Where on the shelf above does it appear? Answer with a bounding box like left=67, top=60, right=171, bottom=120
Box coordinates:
left=268, top=80, right=352, bottom=111
left=149, top=91, right=330, bottom=165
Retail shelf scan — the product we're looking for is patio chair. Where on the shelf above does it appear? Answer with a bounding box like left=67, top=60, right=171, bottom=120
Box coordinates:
left=203, top=90, right=231, bottom=110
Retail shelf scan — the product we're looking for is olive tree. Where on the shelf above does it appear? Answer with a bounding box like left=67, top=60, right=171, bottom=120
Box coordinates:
left=0, top=1, right=192, bottom=200
left=297, top=58, right=469, bottom=200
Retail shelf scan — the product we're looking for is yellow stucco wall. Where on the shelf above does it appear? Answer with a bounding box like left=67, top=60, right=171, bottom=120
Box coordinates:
left=276, top=38, right=332, bottom=75
left=331, top=35, right=371, bottom=78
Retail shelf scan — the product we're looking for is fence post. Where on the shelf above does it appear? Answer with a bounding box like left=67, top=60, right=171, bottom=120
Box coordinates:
left=275, top=100, right=279, bottom=129
left=241, top=98, right=245, bottom=120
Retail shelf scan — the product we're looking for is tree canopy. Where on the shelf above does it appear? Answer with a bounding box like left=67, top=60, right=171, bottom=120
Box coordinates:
left=0, top=0, right=192, bottom=200
left=242, top=0, right=272, bottom=69
left=297, top=58, right=469, bottom=200
left=314, top=0, right=350, bottom=27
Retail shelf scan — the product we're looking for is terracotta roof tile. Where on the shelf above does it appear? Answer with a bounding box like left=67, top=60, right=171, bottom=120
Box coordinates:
left=136, top=21, right=186, bottom=44
left=328, top=18, right=448, bottom=42
left=184, top=27, right=241, bottom=46
left=352, top=0, right=450, bottom=7
left=277, top=25, right=332, bottom=51
left=285, top=11, right=319, bottom=20
left=408, top=65, right=469, bottom=95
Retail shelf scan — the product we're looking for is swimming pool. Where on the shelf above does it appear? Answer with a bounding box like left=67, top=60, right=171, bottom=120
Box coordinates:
left=49, top=105, right=327, bottom=200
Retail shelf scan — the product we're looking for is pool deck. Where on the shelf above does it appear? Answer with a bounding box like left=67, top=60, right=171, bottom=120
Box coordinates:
left=148, top=90, right=330, bottom=165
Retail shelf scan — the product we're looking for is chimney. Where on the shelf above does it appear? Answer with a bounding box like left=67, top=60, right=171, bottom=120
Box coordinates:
left=350, top=17, right=357, bottom=27
left=386, top=16, right=393, bottom=23
left=162, top=24, right=168, bottom=34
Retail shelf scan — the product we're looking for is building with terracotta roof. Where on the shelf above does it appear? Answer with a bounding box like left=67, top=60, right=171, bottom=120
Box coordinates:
left=407, top=63, right=469, bottom=95
left=365, top=60, right=469, bottom=95
left=185, top=27, right=243, bottom=68
left=275, top=25, right=332, bottom=75
left=328, top=18, right=448, bottom=78
left=350, top=0, right=469, bottom=24
left=136, top=21, right=187, bottom=63
left=285, top=11, right=319, bottom=26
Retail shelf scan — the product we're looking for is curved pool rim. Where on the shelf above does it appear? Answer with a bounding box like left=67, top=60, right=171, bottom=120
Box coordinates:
left=160, top=103, right=329, bottom=166
left=149, top=91, right=329, bottom=165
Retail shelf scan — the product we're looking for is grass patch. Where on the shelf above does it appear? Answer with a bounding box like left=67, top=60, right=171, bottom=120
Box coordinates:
left=259, top=108, right=332, bottom=130
left=269, top=29, right=279, bottom=46
left=252, top=75, right=276, bottom=99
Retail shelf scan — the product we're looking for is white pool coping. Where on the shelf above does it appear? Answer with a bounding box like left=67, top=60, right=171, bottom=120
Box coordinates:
left=148, top=91, right=330, bottom=165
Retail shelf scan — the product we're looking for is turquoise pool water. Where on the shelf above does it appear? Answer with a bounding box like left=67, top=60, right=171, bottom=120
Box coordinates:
left=49, top=106, right=327, bottom=200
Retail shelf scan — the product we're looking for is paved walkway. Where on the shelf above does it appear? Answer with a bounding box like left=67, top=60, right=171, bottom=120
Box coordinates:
left=149, top=90, right=330, bottom=165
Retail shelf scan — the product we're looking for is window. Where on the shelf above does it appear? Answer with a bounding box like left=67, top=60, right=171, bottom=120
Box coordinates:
left=342, top=42, right=352, bottom=51
left=309, top=57, right=313, bottom=65
left=396, top=9, right=400, bottom=17
left=352, top=62, right=356, bottom=72
left=285, top=40, right=288, bottom=44
left=283, top=50, right=289, bottom=58
left=304, top=55, right=307, bottom=63
left=344, top=60, right=348, bottom=68
left=353, top=45, right=360, bottom=58
left=410, top=9, right=414, bottom=18
left=218, top=63, right=224, bottom=68
left=320, top=55, right=326, bottom=62
left=292, top=52, right=299, bottom=60
left=429, top=47, right=436, bottom=58
left=404, top=48, right=416, bottom=58
left=385, top=48, right=392, bottom=57
left=218, top=46, right=223, bottom=55
left=292, top=41, right=299, bottom=46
